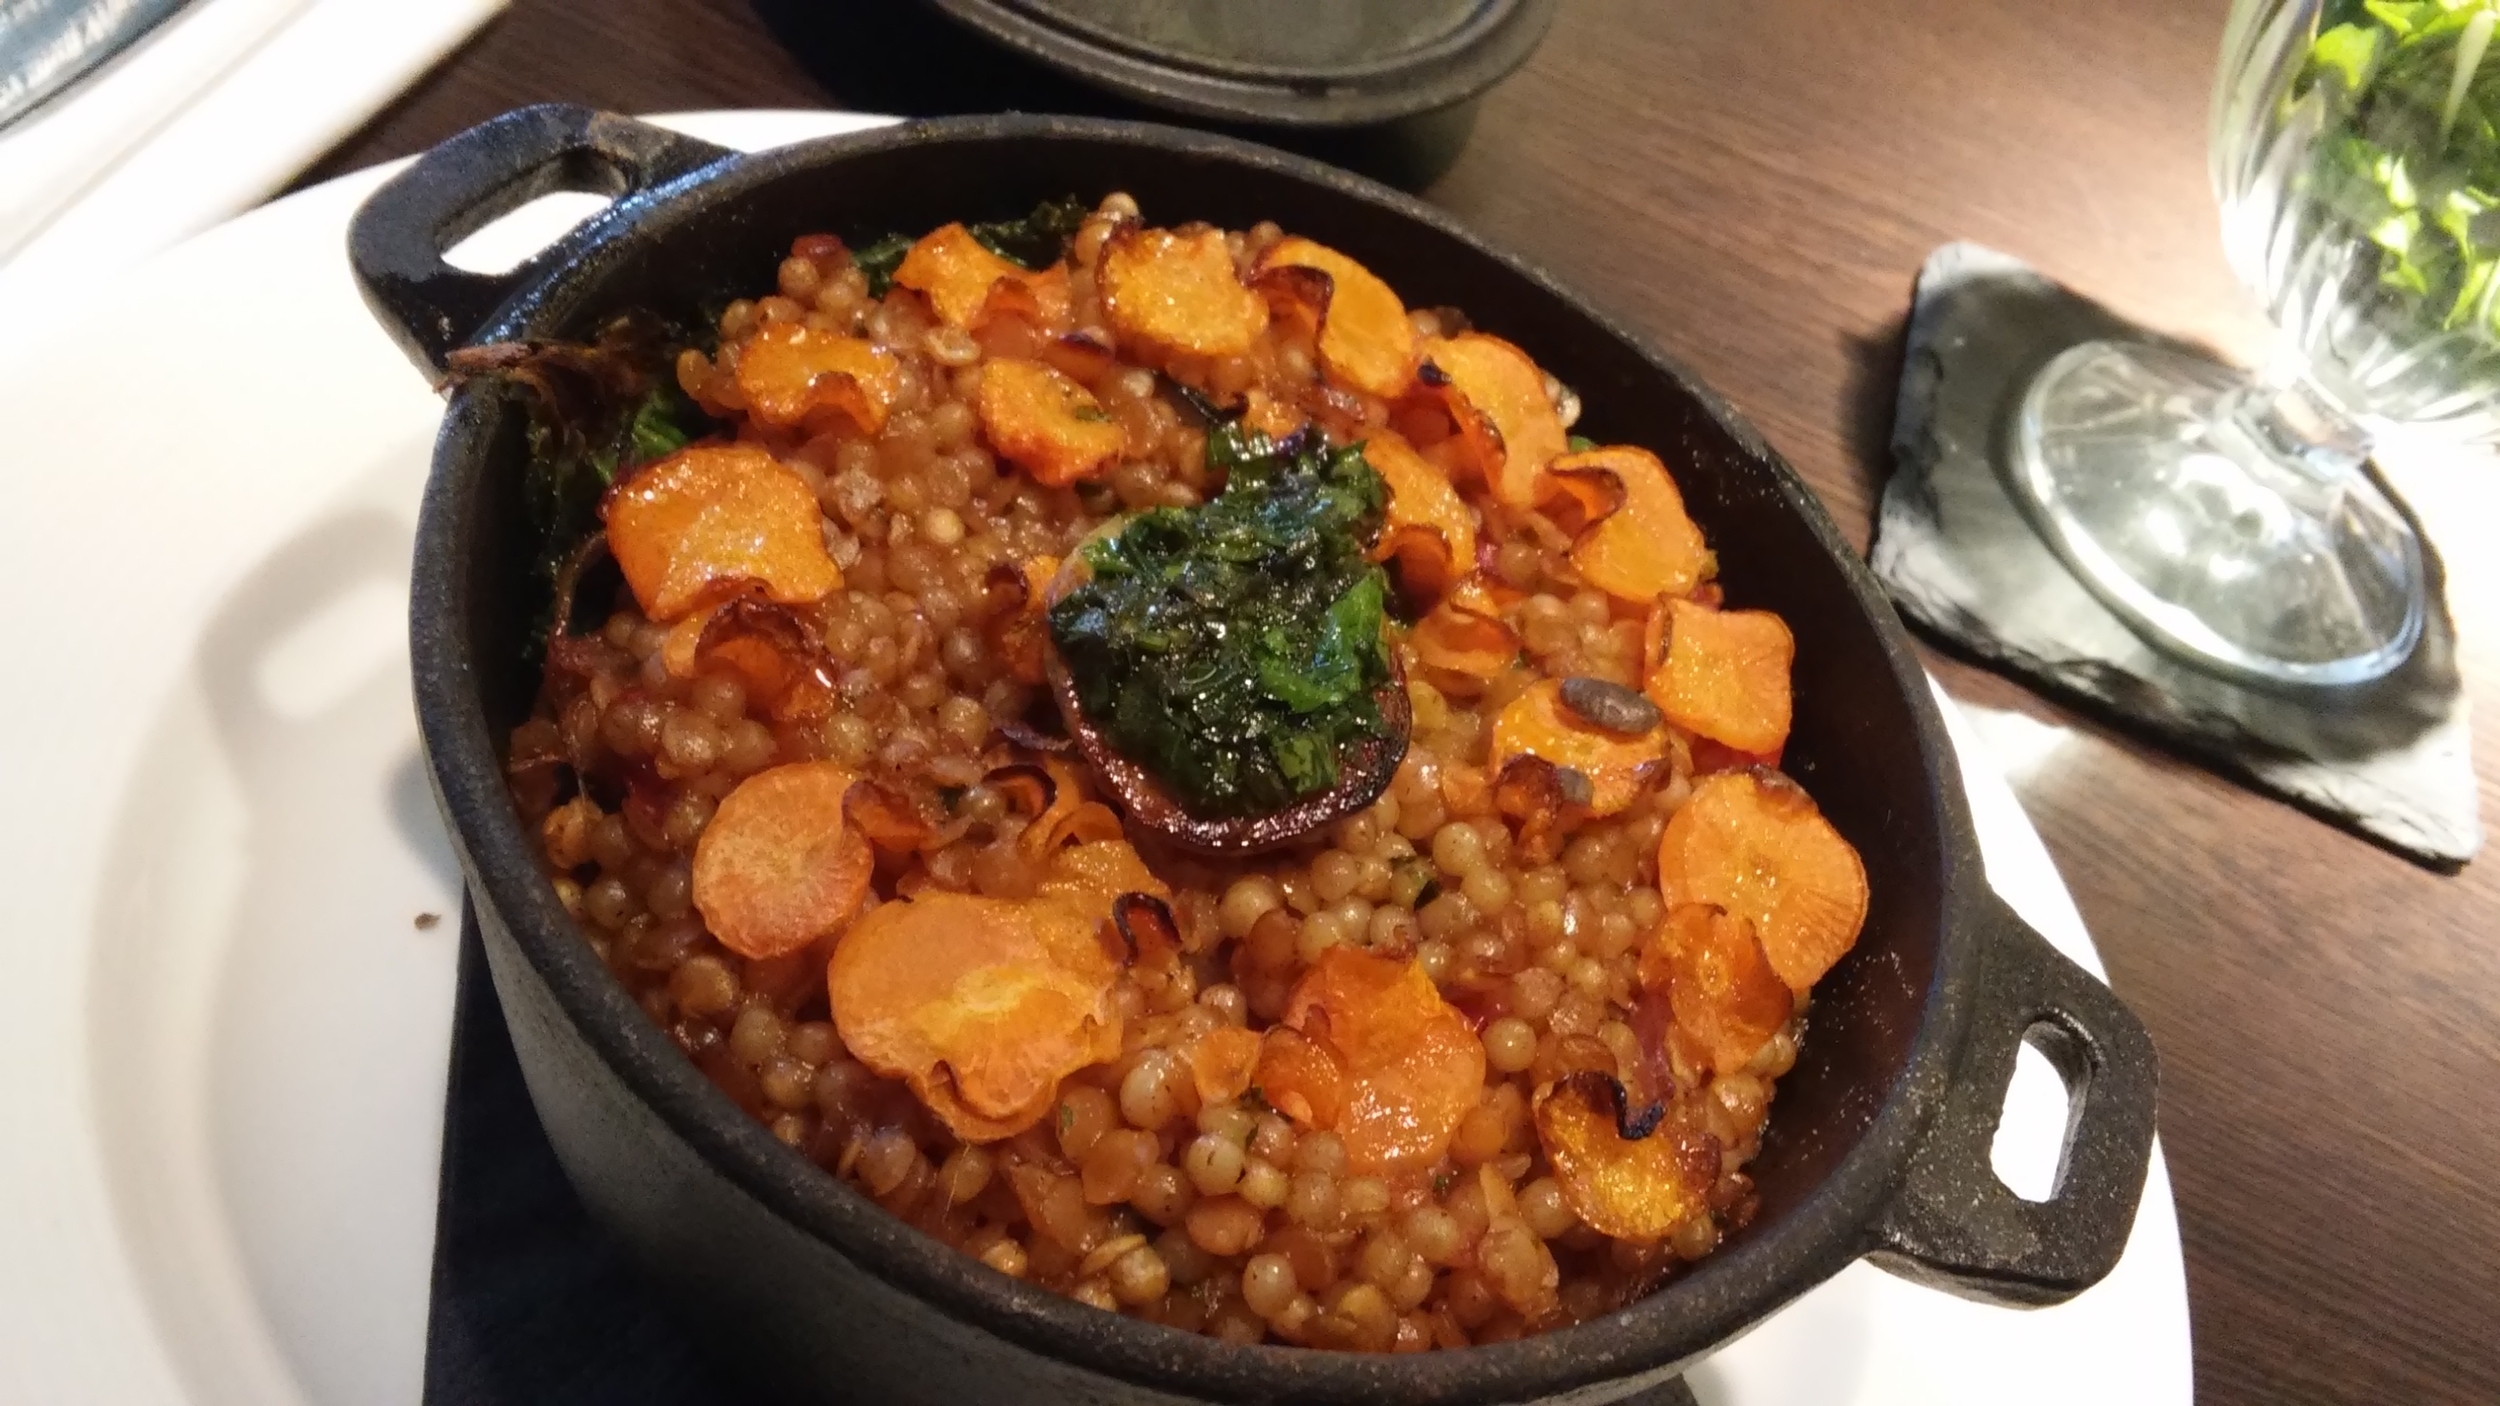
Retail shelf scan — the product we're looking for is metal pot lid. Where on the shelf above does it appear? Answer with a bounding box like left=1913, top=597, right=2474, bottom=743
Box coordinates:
left=921, top=0, right=1554, bottom=127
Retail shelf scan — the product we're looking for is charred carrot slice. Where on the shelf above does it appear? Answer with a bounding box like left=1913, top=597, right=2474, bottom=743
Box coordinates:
left=1419, top=333, right=1567, bottom=509
left=893, top=222, right=1030, bottom=327
left=1551, top=445, right=1712, bottom=603
left=1657, top=770, right=1868, bottom=993
left=1253, top=1024, right=1348, bottom=1130
left=978, top=262, right=1074, bottom=333
left=1405, top=573, right=1522, bottom=683
left=606, top=443, right=841, bottom=622
left=692, top=761, right=871, bottom=960
left=1638, top=904, right=1793, bottom=1076
left=828, top=890, right=1127, bottom=1142
left=976, top=358, right=1126, bottom=487
left=1490, top=678, right=1668, bottom=816
left=732, top=323, right=905, bottom=434
left=1279, top=947, right=1486, bottom=1173
left=1035, top=837, right=1171, bottom=917
left=1533, top=1072, right=1719, bottom=1240
left=1252, top=236, right=1419, bottom=399
left=1645, top=598, right=1795, bottom=755
left=1099, top=225, right=1268, bottom=359
left=1363, top=429, right=1476, bottom=601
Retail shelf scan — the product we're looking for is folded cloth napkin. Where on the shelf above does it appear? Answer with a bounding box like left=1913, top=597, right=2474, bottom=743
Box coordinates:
left=0, top=0, right=504, bottom=335
left=1873, top=243, right=2481, bottom=871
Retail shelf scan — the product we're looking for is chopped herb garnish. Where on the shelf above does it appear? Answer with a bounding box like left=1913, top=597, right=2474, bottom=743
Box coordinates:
left=1049, top=423, right=1395, bottom=820
left=1567, top=433, right=1598, bottom=453
left=444, top=313, right=716, bottom=661
left=853, top=232, right=914, bottom=298
left=968, top=195, right=1090, bottom=270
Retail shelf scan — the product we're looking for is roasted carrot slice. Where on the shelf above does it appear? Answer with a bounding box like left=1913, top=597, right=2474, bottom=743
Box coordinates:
left=1645, top=598, right=1794, bottom=756
left=733, top=323, right=905, bottom=434
left=1638, top=904, right=1793, bottom=1076
left=1252, top=236, right=1419, bottom=399
left=978, top=262, right=1074, bottom=333
left=1533, top=1072, right=1719, bottom=1240
left=606, top=443, right=842, bottom=622
left=1279, top=947, right=1486, bottom=1173
left=1406, top=573, right=1522, bottom=682
left=1253, top=1025, right=1348, bottom=1130
left=692, top=761, right=871, bottom=959
left=828, top=890, right=1127, bottom=1142
left=1490, top=678, right=1668, bottom=816
left=1363, top=429, right=1476, bottom=601
left=1550, top=445, right=1712, bottom=603
left=1657, top=770, right=1868, bottom=993
left=893, top=223, right=1029, bottom=328
left=976, top=358, right=1126, bottom=487
left=1188, top=1026, right=1265, bottom=1107
left=1018, top=756, right=1126, bottom=862
left=1099, top=225, right=1268, bottom=359
left=1419, top=333, right=1566, bottom=509
left=1035, top=837, right=1171, bottom=917
left=663, top=596, right=832, bottom=716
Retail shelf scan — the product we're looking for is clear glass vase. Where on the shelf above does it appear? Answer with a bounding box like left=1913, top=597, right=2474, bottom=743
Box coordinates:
left=2014, top=0, right=2500, bottom=688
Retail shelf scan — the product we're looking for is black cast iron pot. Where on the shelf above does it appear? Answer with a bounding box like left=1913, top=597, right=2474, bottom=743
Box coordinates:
left=360, top=105, right=2160, bottom=1406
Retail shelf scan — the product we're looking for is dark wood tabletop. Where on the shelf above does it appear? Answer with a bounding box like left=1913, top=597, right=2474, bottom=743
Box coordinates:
left=307, top=1, right=2500, bottom=1401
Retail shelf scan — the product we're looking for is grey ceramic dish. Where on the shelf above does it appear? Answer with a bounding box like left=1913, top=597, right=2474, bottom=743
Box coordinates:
left=357, top=105, right=2159, bottom=1406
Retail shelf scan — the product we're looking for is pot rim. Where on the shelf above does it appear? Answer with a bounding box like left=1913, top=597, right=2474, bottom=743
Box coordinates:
left=408, top=112, right=1984, bottom=1404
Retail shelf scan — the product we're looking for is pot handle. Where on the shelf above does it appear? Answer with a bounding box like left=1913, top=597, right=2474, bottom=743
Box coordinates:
left=1864, top=894, right=2159, bottom=1306
left=347, top=104, right=733, bottom=379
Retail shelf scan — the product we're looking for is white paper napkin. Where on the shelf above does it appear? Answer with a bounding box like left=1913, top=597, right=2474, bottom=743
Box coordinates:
left=0, top=0, right=504, bottom=330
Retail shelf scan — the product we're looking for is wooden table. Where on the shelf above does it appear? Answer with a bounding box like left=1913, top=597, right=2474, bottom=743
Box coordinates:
left=307, top=2, right=2500, bottom=1400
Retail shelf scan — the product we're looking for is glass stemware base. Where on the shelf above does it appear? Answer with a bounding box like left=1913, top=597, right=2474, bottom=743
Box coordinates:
left=2012, top=339, right=2424, bottom=689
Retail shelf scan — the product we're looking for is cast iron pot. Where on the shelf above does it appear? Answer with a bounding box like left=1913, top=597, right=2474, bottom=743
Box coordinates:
left=360, top=105, right=2160, bottom=1406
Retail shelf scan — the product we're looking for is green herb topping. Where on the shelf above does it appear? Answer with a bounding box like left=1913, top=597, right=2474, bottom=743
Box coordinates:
left=1048, top=422, right=1397, bottom=820
left=445, top=312, right=714, bottom=659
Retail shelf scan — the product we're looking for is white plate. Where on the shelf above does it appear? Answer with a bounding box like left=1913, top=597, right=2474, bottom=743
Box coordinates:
left=0, top=109, right=2189, bottom=1406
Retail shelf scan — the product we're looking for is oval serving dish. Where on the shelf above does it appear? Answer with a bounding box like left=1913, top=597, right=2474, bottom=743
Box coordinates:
left=357, top=105, right=2157, bottom=1406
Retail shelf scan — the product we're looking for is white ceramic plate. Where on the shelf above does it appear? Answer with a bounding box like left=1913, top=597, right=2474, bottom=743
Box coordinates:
left=0, top=109, right=2189, bottom=1406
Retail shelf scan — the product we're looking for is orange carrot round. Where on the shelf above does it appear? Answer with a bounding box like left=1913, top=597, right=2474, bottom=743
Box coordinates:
left=606, top=444, right=843, bottom=623
left=1490, top=678, right=1669, bottom=816
left=1657, top=770, right=1868, bottom=993
left=1099, top=226, right=1268, bottom=358
left=1638, top=904, right=1795, bottom=1076
left=1551, top=445, right=1712, bottom=603
left=977, top=358, right=1126, bottom=487
left=828, top=890, right=1128, bottom=1142
left=1276, top=947, right=1485, bottom=1173
left=1646, top=598, right=1795, bottom=755
left=732, top=323, right=904, bottom=434
left=692, top=761, right=872, bottom=959
left=1252, top=236, right=1419, bottom=399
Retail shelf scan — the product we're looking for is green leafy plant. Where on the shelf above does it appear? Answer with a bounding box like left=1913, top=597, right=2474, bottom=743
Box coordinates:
left=2299, top=1, right=2500, bottom=332
left=1049, top=423, right=1396, bottom=820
